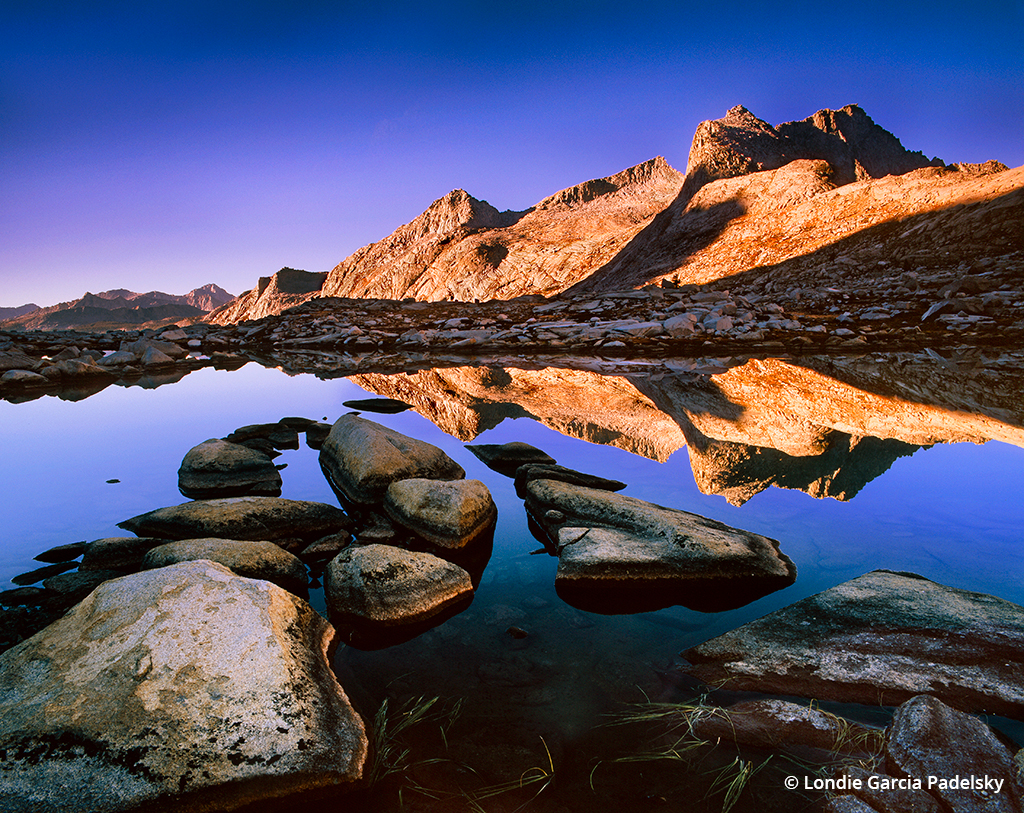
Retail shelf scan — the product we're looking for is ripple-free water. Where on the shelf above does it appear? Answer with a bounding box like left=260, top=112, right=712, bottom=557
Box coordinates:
left=3, top=361, right=1023, bottom=811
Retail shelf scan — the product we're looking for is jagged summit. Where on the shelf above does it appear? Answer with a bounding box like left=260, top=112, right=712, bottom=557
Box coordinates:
left=682, top=103, right=945, bottom=201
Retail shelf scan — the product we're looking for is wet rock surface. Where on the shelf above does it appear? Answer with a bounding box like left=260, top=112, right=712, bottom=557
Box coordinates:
left=0, top=560, right=367, bottom=813
left=685, top=570, right=1024, bottom=718
left=524, top=478, right=796, bottom=612
left=325, top=543, right=474, bottom=648
left=383, top=478, right=497, bottom=549
left=177, top=438, right=283, bottom=498
left=319, top=414, right=465, bottom=504
left=118, top=496, right=350, bottom=542
left=142, top=537, right=309, bottom=596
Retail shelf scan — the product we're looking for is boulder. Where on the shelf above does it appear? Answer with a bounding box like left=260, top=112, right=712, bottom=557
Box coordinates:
left=319, top=414, right=464, bottom=504
left=142, top=538, right=308, bottom=596
left=685, top=571, right=1024, bottom=718
left=383, top=478, right=497, bottom=549
left=79, top=536, right=167, bottom=572
left=41, top=569, right=123, bottom=607
left=0, top=560, right=366, bottom=812
left=513, top=463, right=626, bottom=496
left=140, top=346, right=176, bottom=368
left=177, top=438, right=283, bottom=499
left=120, top=338, right=189, bottom=360
left=118, top=497, right=350, bottom=542
left=325, top=544, right=473, bottom=648
left=96, top=350, right=139, bottom=368
left=885, top=695, right=1023, bottom=813
left=465, top=441, right=556, bottom=475
left=0, top=370, right=48, bottom=387
left=10, top=562, right=77, bottom=586
left=33, top=541, right=90, bottom=563
left=524, top=479, right=795, bottom=612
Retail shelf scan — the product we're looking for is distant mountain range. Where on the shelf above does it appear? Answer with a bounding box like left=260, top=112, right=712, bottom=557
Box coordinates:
left=1, top=284, right=234, bottom=331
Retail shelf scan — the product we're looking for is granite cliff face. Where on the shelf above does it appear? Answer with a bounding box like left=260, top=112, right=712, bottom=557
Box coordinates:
left=319, top=156, right=684, bottom=303
left=206, top=268, right=327, bottom=325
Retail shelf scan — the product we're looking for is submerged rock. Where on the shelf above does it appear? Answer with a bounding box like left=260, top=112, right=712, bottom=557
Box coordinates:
left=524, top=479, right=795, bottom=612
left=688, top=699, right=881, bottom=759
left=177, top=438, right=283, bottom=499
left=0, top=560, right=367, bottom=812
left=142, top=538, right=308, bottom=596
left=465, top=441, right=556, bottom=475
left=341, top=397, right=412, bottom=414
left=685, top=570, right=1024, bottom=718
left=325, top=544, right=473, bottom=648
left=118, top=496, right=350, bottom=542
left=383, top=478, right=497, bottom=549
left=513, top=463, right=626, bottom=496
left=319, top=414, right=464, bottom=504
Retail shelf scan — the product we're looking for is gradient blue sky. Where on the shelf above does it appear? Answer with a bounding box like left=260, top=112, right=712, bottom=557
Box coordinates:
left=3, top=1, right=1022, bottom=307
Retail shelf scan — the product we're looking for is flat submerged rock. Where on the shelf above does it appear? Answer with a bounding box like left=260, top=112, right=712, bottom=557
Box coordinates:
left=117, top=496, right=350, bottom=542
left=0, top=560, right=367, bottom=813
left=685, top=569, right=1024, bottom=719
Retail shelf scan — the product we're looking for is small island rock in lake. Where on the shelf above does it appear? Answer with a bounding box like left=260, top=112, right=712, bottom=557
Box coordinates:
left=0, top=560, right=366, bottom=813
left=523, top=478, right=795, bottom=613
left=142, top=537, right=308, bottom=596
left=177, top=438, right=283, bottom=498
left=118, top=496, right=350, bottom=542
left=325, top=543, right=474, bottom=649
left=319, top=414, right=465, bottom=504
left=383, top=478, right=497, bottom=549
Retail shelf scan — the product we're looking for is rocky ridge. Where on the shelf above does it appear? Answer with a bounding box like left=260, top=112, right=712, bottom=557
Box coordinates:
left=202, top=103, right=1020, bottom=322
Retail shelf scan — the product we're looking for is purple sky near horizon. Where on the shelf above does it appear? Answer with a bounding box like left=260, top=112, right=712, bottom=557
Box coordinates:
left=2, top=1, right=1022, bottom=308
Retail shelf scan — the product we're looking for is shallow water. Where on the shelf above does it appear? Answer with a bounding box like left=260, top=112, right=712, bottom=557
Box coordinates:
left=3, top=360, right=1024, bottom=811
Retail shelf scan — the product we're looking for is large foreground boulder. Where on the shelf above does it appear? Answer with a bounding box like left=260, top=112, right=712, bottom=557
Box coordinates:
left=325, top=544, right=473, bottom=649
left=0, top=560, right=367, bottom=813
left=524, top=479, right=795, bottom=612
left=383, top=478, right=497, bottom=549
left=118, top=496, right=350, bottom=542
left=685, top=570, right=1024, bottom=718
left=319, top=414, right=464, bottom=504
left=142, top=538, right=308, bottom=596
left=177, top=438, right=282, bottom=498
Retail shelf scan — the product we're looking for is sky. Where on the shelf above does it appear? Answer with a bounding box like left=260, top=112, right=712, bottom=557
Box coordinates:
left=2, top=0, right=1022, bottom=307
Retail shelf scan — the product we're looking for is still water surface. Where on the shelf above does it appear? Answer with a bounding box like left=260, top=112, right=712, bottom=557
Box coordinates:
left=3, top=361, right=1023, bottom=810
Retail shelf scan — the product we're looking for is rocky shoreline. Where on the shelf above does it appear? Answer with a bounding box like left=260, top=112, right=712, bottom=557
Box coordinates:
left=2, top=254, right=1023, bottom=405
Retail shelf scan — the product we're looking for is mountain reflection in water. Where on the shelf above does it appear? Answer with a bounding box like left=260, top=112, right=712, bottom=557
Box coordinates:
left=346, top=351, right=1024, bottom=504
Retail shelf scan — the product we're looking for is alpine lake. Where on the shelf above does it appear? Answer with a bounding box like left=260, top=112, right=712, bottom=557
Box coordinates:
left=3, top=350, right=1024, bottom=813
